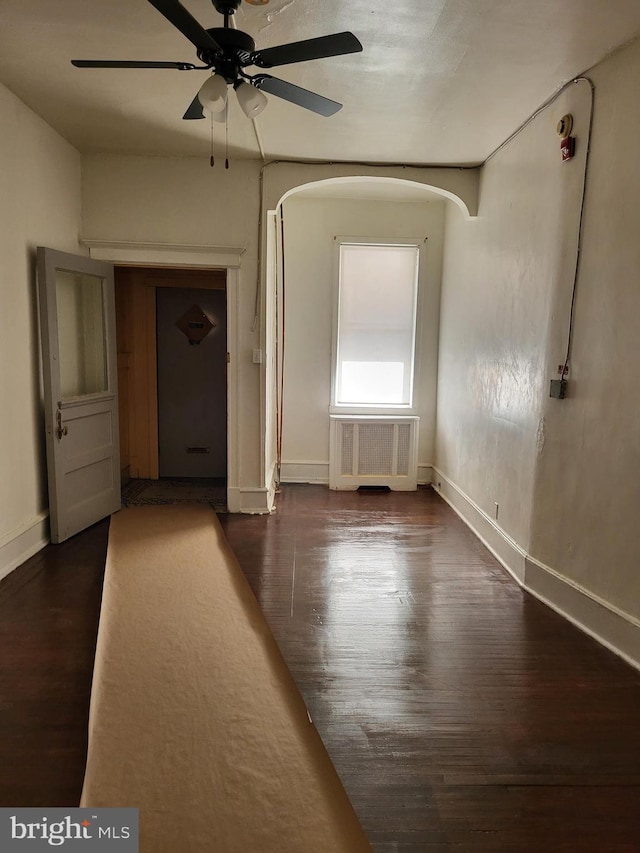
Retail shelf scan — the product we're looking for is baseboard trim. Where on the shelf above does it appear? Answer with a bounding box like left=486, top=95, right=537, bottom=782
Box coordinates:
left=432, top=467, right=640, bottom=672
left=525, top=556, right=640, bottom=673
left=226, top=486, right=241, bottom=514
left=0, top=513, right=49, bottom=583
left=279, top=461, right=329, bottom=485
left=432, top=469, right=527, bottom=583
left=227, top=487, right=273, bottom=515
left=279, top=461, right=434, bottom=487
left=417, top=464, right=434, bottom=485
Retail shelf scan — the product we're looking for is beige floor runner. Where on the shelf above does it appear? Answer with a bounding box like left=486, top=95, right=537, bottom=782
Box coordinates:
left=81, top=504, right=369, bottom=852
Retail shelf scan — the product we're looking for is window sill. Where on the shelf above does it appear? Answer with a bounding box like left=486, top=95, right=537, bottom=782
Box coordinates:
left=329, top=405, right=417, bottom=417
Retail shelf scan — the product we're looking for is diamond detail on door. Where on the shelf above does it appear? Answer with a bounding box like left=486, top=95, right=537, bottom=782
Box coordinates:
left=175, top=304, right=216, bottom=346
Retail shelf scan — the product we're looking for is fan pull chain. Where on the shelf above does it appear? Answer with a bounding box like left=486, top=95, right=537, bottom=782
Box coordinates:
left=225, top=109, right=230, bottom=170
left=214, top=113, right=216, bottom=167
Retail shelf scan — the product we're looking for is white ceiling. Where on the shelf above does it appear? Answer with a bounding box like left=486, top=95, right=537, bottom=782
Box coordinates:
left=1, top=0, right=639, bottom=166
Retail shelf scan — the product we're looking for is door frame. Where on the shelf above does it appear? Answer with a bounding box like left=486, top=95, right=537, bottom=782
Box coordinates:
left=83, top=241, right=242, bottom=512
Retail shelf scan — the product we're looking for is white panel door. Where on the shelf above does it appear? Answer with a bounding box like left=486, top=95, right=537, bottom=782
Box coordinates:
left=37, top=247, right=120, bottom=543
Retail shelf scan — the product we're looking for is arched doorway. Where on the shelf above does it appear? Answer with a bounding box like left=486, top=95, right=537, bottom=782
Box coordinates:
left=262, top=175, right=471, bottom=504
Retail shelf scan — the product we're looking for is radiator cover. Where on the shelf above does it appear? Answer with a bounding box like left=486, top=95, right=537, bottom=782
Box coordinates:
left=329, top=415, right=419, bottom=490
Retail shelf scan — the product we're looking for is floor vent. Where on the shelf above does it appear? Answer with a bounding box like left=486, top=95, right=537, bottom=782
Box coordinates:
left=329, top=416, right=419, bottom=491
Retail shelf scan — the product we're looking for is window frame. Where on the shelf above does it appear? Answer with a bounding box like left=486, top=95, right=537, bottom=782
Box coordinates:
left=330, top=236, right=424, bottom=416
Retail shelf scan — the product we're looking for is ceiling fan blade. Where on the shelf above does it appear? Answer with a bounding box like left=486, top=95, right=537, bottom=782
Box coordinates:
left=72, top=60, right=197, bottom=70
left=254, top=75, right=342, bottom=116
left=146, top=0, right=222, bottom=53
left=183, top=94, right=205, bottom=120
left=248, top=32, right=362, bottom=69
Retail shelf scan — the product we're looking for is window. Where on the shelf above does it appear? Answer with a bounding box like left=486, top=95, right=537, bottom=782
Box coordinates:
left=334, top=240, right=420, bottom=408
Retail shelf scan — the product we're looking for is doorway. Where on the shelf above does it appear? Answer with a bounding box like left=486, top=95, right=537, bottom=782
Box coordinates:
left=114, top=266, right=228, bottom=504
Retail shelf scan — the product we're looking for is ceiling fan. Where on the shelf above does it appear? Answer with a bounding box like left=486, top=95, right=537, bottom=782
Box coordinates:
left=71, top=0, right=363, bottom=120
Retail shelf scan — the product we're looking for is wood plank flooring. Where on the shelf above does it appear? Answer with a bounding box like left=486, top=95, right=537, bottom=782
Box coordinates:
left=0, top=518, right=109, bottom=807
left=218, top=485, right=640, bottom=852
left=2, top=485, right=640, bottom=851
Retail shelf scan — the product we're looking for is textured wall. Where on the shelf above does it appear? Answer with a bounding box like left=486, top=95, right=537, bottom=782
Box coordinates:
left=436, top=38, right=640, bottom=623
left=529, top=40, right=640, bottom=618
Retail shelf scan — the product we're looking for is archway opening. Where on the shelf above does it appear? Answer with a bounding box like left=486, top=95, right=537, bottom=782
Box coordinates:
left=264, top=175, right=456, bottom=502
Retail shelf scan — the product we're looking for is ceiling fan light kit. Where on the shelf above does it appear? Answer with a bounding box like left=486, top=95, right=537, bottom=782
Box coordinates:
left=71, top=0, right=363, bottom=122
left=235, top=80, right=268, bottom=118
left=197, top=72, right=228, bottom=112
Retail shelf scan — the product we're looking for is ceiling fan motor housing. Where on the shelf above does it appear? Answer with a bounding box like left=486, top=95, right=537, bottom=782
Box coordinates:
left=197, top=27, right=256, bottom=81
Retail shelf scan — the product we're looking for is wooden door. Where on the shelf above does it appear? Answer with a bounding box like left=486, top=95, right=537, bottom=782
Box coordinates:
left=37, top=247, right=120, bottom=543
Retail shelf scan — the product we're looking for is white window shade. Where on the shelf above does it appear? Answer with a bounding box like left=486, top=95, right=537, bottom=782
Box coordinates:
left=336, top=242, right=419, bottom=407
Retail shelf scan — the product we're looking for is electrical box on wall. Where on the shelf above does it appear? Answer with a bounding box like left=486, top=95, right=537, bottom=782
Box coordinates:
left=549, top=379, right=568, bottom=399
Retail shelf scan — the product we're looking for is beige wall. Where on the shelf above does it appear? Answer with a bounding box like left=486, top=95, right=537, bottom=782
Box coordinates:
left=0, top=81, right=83, bottom=578
left=436, top=78, right=591, bottom=550
left=436, top=38, right=640, bottom=657
left=280, top=195, right=445, bottom=481
left=82, top=155, right=263, bottom=495
left=82, top=158, right=473, bottom=505
left=529, top=40, right=640, bottom=616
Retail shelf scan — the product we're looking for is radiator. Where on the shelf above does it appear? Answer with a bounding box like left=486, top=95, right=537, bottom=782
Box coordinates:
left=329, top=415, right=419, bottom=490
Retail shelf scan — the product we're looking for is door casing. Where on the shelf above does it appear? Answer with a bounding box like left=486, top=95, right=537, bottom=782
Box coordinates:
left=84, top=242, right=242, bottom=513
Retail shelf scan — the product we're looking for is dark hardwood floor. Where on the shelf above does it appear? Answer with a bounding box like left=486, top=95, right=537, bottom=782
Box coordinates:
left=2, top=485, right=640, bottom=851
left=0, top=517, right=109, bottom=807
left=219, top=486, right=640, bottom=852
